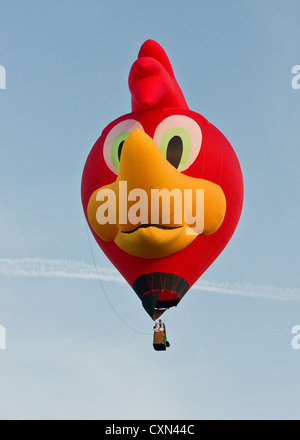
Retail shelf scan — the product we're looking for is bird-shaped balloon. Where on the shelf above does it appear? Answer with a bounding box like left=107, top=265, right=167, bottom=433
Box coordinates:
left=81, top=40, right=243, bottom=321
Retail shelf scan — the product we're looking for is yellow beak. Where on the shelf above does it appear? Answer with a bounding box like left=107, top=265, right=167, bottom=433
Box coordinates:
left=87, top=129, right=226, bottom=258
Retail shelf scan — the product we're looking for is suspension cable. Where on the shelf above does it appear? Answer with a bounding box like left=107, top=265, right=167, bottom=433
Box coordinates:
left=85, top=224, right=152, bottom=336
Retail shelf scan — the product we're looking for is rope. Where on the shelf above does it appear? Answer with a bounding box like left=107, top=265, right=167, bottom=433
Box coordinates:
left=85, top=223, right=152, bottom=336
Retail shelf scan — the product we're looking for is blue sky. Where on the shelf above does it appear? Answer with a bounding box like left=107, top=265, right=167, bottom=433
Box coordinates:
left=0, top=0, right=300, bottom=420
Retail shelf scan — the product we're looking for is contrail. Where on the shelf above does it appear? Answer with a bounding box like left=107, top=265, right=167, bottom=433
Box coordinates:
left=192, top=280, right=300, bottom=302
left=0, top=257, right=299, bottom=302
left=0, top=257, right=125, bottom=283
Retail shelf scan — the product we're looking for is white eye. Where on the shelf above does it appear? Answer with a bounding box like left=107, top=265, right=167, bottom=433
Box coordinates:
left=103, top=119, right=144, bottom=174
left=153, top=115, right=202, bottom=171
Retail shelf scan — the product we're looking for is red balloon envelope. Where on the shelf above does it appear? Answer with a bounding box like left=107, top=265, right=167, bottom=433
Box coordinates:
left=81, top=40, right=243, bottom=320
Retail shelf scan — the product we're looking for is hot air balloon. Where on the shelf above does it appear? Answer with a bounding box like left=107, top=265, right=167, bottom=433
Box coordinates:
left=81, top=40, right=243, bottom=323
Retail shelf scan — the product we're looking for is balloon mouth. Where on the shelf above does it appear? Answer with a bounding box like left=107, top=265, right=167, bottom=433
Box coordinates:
left=115, top=224, right=189, bottom=259
left=133, top=272, right=189, bottom=320
left=121, top=224, right=182, bottom=234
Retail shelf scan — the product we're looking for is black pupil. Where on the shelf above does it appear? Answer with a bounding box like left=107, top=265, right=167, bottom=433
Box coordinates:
left=166, top=136, right=183, bottom=169
left=118, top=140, right=125, bottom=161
